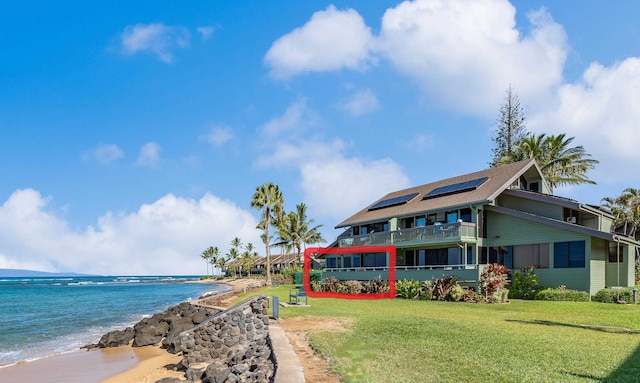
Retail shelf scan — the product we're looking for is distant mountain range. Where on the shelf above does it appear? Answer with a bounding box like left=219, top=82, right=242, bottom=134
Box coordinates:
left=0, top=269, right=96, bottom=278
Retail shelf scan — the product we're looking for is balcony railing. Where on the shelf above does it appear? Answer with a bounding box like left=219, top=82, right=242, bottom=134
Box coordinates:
left=338, top=222, right=476, bottom=248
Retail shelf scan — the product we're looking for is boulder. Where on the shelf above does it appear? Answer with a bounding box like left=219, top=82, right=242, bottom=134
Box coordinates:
left=97, top=327, right=135, bottom=348
left=133, top=322, right=170, bottom=347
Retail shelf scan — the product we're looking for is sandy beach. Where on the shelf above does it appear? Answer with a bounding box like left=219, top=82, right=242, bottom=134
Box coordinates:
left=0, top=278, right=262, bottom=383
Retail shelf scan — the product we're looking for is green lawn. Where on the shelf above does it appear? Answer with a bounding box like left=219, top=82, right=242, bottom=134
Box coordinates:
left=243, top=285, right=640, bottom=383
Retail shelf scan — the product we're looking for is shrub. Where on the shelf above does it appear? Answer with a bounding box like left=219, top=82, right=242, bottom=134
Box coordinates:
left=310, top=280, right=322, bottom=292
left=280, top=264, right=302, bottom=284
left=421, top=280, right=434, bottom=300
left=481, top=263, right=510, bottom=302
left=536, top=286, right=589, bottom=302
left=592, top=288, right=635, bottom=304
left=320, top=277, right=342, bottom=292
left=449, top=284, right=465, bottom=302
left=344, top=280, right=364, bottom=294
left=509, top=266, right=544, bottom=300
left=432, top=275, right=460, bottom=301
left=396, top=279, right=423, bottom=299
left=363, top=276, right=390, bottom=293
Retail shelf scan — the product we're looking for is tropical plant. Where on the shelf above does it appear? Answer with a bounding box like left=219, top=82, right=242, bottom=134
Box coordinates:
left=490, top=85, right=528, bottom=167
left=362, top=276, right=390, bottom=293
left=251, top=182, right=284, bottom=285
left=481, top=263, right=510, bottom=302
left=396, top=279, right=423, bottom=299
left=432, top=275, right=460, bottom=301
left=499, top=133, right=599, bottom=193
left=344, top=280, right=364, bottom=294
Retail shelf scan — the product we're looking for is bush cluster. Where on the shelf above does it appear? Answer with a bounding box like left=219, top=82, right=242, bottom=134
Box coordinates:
left=535, top=286, right=590, bottom=302
left=396, top=276, right=479, bottom=302
left=509, top=266, right=546, bottom=300
left=592, top=288, right=637, bottom=304
left=310, top=276, right=390, bottom=294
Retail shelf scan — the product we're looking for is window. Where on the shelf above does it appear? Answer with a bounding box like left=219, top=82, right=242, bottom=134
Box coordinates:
left=416, top=216, right=426, bottom=227
left=353, top=254, right=361, bottom=268
left=608, top=243, right=624, bottom=263
left=460, top=208, right=472, bottom=222
left=554, top=241, right=585, bottom=268
left=513, top=244, right=549, bottom=269
left=326, top=257, right=337, bottom=269
left=343, top=257, right=352, bottom=268
left=480, top=246, right=513, bottom=269
left=362, top=252, right=387, bottom=268
left=529, top=182, right=539, bottom=192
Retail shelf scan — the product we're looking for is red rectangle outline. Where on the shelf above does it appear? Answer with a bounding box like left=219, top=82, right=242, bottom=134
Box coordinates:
left=303, top=245, right=396, bottom=300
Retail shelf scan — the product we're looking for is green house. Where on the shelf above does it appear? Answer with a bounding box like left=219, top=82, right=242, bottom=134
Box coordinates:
left=326, top=159, right=638, bottom=296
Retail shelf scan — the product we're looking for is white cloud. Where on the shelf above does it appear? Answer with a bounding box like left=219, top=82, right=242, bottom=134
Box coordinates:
left=300, top=156, right=411, bottom=222
left=0, top=189, right=262, bottom=275
left=120, top=23, right=190, bottom=63
left=406, top=133, right=435, bottom=151
left=255, top=101, right=410, bottom=224
left=199, top=126, right=234, bottom=147
left=265, top=5, right=375, bottom=79
left=378, top=0, right=568, bottom=115
left=84, top=144, right=124, bottom=165
left=136, top=141, right=161, bottom=168
left=258, top=98, right=319, bottom=137
left=529, top=57, right=640, bottom=185
left=197, top=26, right=215, bottom=41
left=342, top=89, right=379, bottom=116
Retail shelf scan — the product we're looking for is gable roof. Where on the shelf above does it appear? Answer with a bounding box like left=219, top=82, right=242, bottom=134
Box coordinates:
left=336, top=159, right=542, bottom=228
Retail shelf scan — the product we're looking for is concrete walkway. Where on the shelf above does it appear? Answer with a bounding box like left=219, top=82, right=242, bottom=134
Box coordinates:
left=269, top=319, right=305, bottom=383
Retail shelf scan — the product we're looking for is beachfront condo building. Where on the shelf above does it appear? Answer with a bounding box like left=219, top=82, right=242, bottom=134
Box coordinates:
left=325, top=159, right=638, bottom=296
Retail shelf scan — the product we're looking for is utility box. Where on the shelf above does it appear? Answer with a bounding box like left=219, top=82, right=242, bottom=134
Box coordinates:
left=272, top=296, right=279, bottom=319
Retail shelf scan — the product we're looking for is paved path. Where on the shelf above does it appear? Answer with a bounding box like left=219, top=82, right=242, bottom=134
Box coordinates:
left=270, top=319, right=305, bottom=383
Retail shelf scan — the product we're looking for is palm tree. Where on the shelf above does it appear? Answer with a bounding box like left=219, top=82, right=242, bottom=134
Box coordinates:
left=273, top=203, right=325, bottom=264
left=227, top=247, right=240, bottom=278
left=251, top=183, right=284, bottom=285
left=200, top=248, right=212, bottom=277
left=602, top=188, right=640, bottom=236
left=499, top=133, right=599, bottom=193
left=208, top=246, right=220, bottom=276
left=215, top=256, right=227, bottom=277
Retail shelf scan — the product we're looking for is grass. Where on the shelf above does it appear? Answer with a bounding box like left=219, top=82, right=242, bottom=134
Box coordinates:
left=239, top=285, right=640, bottom=383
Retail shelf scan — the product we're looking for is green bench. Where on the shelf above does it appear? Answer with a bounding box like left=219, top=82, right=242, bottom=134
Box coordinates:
left=289, top=287, right=308, bottom=305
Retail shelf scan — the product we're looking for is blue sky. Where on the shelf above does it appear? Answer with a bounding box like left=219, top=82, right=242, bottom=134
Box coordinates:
left=1, top=0, right=639, bottom=275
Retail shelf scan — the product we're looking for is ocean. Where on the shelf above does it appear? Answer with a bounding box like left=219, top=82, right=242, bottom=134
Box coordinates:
left=0, top=276, right=228, bottom=367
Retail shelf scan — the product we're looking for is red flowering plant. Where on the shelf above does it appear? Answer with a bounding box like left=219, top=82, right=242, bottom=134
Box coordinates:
left=480, top=263, right=510, bottom=303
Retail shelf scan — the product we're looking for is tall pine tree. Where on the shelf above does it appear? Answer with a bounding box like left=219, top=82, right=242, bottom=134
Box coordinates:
left=490, top=85, right=528, bottom=167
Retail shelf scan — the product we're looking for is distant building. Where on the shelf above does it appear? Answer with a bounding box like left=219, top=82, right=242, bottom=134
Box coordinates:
left=325, top=159, right=638, bottom=295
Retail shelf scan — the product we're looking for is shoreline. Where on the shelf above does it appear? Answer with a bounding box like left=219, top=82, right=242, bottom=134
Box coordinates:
left=0, top=278, right=265, bottom=383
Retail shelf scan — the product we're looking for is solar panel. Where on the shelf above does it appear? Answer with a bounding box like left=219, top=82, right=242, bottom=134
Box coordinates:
left=422, top=177, right=489, bottom=200
left=368, top=192, right=420, bottom=211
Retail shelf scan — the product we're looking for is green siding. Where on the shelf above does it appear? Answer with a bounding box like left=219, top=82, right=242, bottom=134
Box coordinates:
left=590, top=238, right=607, bottom=295
left=605, top=244, right=635, bottom=288
left=487, top=210, right=592, bottom=293
left=497, top=194, right=563, bottom=220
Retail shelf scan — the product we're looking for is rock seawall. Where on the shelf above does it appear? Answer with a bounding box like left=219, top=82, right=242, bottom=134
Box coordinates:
left=172, top=295, right=273, bottom=383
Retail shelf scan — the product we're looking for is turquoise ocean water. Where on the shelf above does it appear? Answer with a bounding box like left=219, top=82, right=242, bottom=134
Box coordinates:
left=0, top=276, right=228, bottom=367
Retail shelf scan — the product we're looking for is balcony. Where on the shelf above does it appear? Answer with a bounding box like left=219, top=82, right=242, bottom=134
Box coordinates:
left=338, top=222, right=476, bottom=248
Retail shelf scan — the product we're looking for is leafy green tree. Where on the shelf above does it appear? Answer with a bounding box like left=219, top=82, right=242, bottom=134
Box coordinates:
left=499, top=133, right=598, bottom=193
left=490, top=85, right=528, bottom=167
left=251, top=182, right=284, bottom=285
